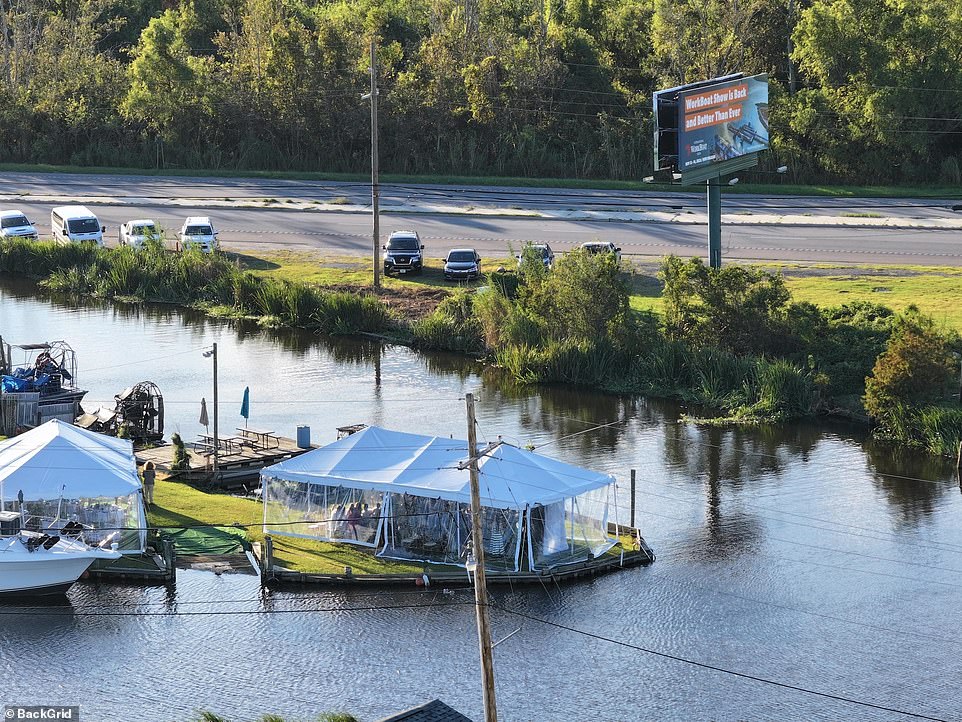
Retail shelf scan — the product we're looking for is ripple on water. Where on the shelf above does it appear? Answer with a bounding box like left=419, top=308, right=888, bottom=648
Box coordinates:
left=4, top=279, right=962, bottom=721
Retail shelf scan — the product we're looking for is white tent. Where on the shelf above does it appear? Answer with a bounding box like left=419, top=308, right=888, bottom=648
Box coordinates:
left=262, top=426, right=618, bottom=571
left=0, top=419, right=146, bottom=552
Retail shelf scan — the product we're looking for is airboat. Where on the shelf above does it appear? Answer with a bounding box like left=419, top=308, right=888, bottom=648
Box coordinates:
left=0, top=339, right=88, bottom=431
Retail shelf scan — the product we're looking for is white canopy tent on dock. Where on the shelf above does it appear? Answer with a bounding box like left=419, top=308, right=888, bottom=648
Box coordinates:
left=0, top=419, right=146, bottom=552
left=261, top=425, right=620, bottom=572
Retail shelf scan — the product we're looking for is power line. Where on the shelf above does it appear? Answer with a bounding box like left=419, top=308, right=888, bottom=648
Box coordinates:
left=491, top=603, right=951, bottom=721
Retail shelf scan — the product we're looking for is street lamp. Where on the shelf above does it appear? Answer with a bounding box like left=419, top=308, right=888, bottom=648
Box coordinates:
left=202, top=344, right=219, bottom=477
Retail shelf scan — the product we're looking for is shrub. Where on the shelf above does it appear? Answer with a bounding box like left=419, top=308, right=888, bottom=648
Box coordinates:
left=170, top=433, right=190, bottom=472
left=412, top=290, right=483, bottom=352
left=864, top=312, right=954, bottom=422
left=524, top=247, right=631, bottom=343
left=661, top=255, right=793, bottom=356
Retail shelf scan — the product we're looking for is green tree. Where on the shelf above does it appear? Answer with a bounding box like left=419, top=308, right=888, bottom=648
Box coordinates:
left=792, top=0, right=962, bottom=183
left=122, top=3, right=219, bottom=158
left=651, top=0, right=782, bottom=83
left=863, top=311, right=954, bottom=424
left=661, top=255, right=792, bottom=355
left=524, top=247, right=632, bottom=342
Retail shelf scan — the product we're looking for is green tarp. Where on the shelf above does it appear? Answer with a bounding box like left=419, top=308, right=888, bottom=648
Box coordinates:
left=161, top=526, right=250, bottom=555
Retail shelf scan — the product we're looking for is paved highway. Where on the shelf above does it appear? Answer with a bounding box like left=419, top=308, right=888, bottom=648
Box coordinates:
left=2, top=171, right=961, bottom=265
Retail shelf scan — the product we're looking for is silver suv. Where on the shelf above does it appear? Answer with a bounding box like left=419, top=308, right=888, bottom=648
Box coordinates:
left=382, top=230, right=424, bottom=275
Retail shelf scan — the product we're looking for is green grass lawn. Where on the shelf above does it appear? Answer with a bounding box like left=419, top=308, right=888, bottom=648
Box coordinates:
left=148, top=478, right=455, bottom=574
left=783, top=270, right=962, bottom=331
left=231, top=249, right=507, bottom=291
left=625, top=264, right=962, bottom=332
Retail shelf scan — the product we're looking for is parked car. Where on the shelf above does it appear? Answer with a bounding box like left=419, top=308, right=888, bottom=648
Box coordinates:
left=579, top=241, right=622, bottom=263
left=382, top=230, right=424, bottom=275
left=179, top=216, right=218, bottom=253
left=51, top=205, right=104, bottom=245
left=443, top=248, right=482, bottom=281
left=119, top=219, right=160, bottom=250
left=516, top=243, right=554, bottom=269
left=0, top=210, right=38, bottom=241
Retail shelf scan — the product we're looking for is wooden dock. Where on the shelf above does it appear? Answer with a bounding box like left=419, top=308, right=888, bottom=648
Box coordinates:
left=254, top=531, right=655, bottom=589
left=135, top=435, right=314, bottom=490
left=86, top=536, right=176, bottom=584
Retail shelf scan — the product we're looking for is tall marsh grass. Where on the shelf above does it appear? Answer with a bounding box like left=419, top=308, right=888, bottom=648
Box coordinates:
left=3, top=238, right=391, bottom=334
left=917, top=406, right=962, bottom=456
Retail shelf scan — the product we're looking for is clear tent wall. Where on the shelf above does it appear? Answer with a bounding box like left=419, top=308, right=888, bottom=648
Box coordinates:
left=263, top=476, right=617, bottom=572
left=14, top=492, right=145, bottom=551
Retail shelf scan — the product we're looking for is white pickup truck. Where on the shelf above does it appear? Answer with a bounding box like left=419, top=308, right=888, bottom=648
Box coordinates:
left=119, top=219, right=160, bottom=250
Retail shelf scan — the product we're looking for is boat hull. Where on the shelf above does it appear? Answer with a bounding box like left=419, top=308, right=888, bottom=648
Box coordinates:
left=0, top=537, right=120, bottom=596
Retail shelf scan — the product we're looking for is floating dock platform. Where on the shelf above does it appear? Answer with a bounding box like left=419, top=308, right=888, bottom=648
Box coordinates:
left=135, top=435, right=315, bottom=490
left=254, top=527, right=655, bottom=588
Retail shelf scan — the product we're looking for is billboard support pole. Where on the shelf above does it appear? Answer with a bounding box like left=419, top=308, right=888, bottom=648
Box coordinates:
left=707, top=176, right=722, bottom=269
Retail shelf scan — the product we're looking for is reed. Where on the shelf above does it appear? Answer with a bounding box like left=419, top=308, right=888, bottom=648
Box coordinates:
left=749, top=359, right=816, bottom=419
left=2, top=239, right=393, bottom=334
left=914, top=406, right=962, bottom=455
left=314, top=291, right=390, bottom=333
left=491, top=344, right=535, bottom=384
left=412, top=290, right=483, bottom=352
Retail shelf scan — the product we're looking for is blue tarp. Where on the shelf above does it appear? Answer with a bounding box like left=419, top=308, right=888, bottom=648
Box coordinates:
left=1, top=369, right=51, bottom=393
left=1, top=376, right=29, bottom=393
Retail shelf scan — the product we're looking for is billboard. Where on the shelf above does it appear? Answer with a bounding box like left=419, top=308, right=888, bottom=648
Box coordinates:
left=678, top=74, right=768, bottom=171
left=653, top=73, right=769, bottom=177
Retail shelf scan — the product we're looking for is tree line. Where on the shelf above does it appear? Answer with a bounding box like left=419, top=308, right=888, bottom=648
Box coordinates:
left=0, top=0, right=960, bottom=184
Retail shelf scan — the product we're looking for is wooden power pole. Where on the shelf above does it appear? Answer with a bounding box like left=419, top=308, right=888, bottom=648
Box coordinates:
left=465, top=392, right=498, bottom=722
left=369, top=39, right=381, bottom=291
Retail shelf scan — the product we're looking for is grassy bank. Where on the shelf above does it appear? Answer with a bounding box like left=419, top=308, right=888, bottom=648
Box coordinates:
left=627, top=262, right=962, bottom=334
left=0, top=239, right=392, bottom=333
left=4, top=237, right=961, bottom=454
left=4, top=161, right=962, bottom=198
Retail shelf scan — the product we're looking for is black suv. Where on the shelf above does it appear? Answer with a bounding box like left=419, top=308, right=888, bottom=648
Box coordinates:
left=383, top=230, right=424, bottom=275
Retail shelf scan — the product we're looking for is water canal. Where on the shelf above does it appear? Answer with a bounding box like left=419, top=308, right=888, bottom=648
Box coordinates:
left=1, top=277, right=960, bottom=722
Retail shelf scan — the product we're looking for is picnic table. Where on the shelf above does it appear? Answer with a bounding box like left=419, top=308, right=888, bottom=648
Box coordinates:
left=236, top=427, right=280, bottom=449
left=197, top=434, right=248, bottom=455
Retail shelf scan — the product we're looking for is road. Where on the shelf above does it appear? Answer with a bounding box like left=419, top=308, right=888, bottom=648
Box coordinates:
left=2, top=171, right=961, bottom=265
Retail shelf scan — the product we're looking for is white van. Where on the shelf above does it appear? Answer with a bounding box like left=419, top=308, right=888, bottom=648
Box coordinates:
left=51, top=205, right=105, bottom=246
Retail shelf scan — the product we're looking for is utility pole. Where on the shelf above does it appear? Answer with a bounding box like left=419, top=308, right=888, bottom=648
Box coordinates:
left=369, top=39, right=381, bottom=291
left=465, top=393, right=498, bottom=722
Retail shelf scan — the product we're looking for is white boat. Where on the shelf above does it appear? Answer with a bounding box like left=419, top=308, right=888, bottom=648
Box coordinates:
left=0, top=511, right=121, bottom=596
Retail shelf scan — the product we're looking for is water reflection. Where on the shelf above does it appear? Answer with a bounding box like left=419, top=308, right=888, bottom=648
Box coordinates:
left=7, top=278, right=962, bottom=721
left=863, top=440, right=956, bottom=529
left=482, top=384, right=653, bottom=452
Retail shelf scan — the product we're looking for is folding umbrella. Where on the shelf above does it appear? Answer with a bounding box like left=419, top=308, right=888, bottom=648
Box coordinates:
left=240, top=387, right=250, bottom=428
